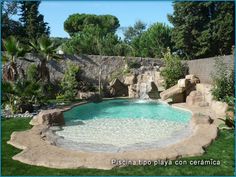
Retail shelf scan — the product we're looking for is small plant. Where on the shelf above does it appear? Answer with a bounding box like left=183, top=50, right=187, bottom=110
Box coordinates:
left=56, top=93, right=65, bottom=101
left=123, top=68, right=131, bottom=75
left=1, top=81, right=15, bottom=114
left=60, top=61, right=80, bottom=101
left=161, top=48, right=187, bottom=89
left=26, top=64, right=39, bottom=82
left=211, top=57, right=234, bottom=105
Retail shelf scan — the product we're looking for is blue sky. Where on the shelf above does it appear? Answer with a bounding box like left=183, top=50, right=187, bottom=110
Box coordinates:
left=38, top=1, right=174, bottom=38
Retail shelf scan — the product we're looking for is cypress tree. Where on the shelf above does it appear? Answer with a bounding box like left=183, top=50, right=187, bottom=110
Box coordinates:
left=168, top=2, right=235, bottom=59
left=20, top=1, right=50, bottom=41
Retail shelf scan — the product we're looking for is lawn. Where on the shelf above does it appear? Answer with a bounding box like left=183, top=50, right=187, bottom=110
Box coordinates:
left=1, top=118, right=235, bottom=176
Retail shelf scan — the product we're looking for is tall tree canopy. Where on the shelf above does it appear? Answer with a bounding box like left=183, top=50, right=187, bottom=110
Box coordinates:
left=63, top=25, right=120, bottom=55
left=168, top=1, right=235, bottom=59
left=63, top=13, right=120, bottom=55
left=64, top=13, right=120, bottom=36
left=19, top=1, right=50, bottom=41
left=126, top=22, right=172, bottom=58
left=124, top=20, right=146, bottom=43
left=138, top=23, right=172, bottom=58
left=1, top=1, right=23, bottom=39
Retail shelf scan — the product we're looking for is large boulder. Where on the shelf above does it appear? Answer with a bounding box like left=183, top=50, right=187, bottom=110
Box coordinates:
left=128, top=85, right=138, bottom=98
left=210, top=100, right=228, bottom=116
left=155, top=71, right=165, bottom=92
left=178, top=79, right=189, bottom=88
left=185, top=74, right=200, bottom=84
left=110, top=78, right=128, bottom=97
left=172, top=93, right=185, bottom=103
left=126, top=69, right=164, bottom=99
left=196, top=84, right=213, bottom=104
left=186, top=91, right=204, bottom=106
left=124, top=74, right=137, bottom=85
left=30, top=109, right=65, bottom=126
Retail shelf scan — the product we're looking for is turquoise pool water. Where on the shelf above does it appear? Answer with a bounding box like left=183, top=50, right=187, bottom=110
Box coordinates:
left=64, top=99, right=191, bottom=123
left=56, top=99, right=192, bottom=149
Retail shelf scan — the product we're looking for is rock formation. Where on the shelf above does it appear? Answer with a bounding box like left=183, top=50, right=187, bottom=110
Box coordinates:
left=123, top=66, right=165, bottom=99
left=110, top=78, right=128, bottom=97
left=186, top=83, right=228, bottom=116
left=30, top=109, right=65, bottom=126
left=160, top=75, right=200, bottom=103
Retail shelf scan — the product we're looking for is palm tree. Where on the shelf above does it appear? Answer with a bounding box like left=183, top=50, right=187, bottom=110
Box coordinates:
left=2, top=36, right=26, bottom=81
left=30, top=35, right=59, bottom=82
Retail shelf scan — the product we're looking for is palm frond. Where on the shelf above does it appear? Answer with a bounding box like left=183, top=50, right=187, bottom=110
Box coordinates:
left=2, top=36, right=28, bottom=63
left=2, top=36, right=18, bottom=57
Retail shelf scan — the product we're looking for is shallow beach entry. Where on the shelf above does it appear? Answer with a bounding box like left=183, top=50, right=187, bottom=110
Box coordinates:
left=55, top=99, right=192, bottom=152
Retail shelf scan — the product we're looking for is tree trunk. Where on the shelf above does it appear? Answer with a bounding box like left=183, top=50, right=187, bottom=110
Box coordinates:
left=39, top=60, right=50, bottom=82
left=99, top=69, right=101, bottom=95
left=6, top=61, right=18, bottom=81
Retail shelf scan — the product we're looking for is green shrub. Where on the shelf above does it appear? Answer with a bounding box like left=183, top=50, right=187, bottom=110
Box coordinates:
left=161, top=48, right=187, bottom=89
left=211, top=57, right=234, bottom=105
left=60, top=62, right=80, bottom=101
left=1, top=81, right=15, bottom=113
left=2, top=79, right=46, bottom=113
left=26, top=64, right=38, bottom=82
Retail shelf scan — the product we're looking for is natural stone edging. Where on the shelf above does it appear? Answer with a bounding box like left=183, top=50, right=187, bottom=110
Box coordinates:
left=29, top=101, right=88, bottom=126
left=7, top=101, right=218, bottom=170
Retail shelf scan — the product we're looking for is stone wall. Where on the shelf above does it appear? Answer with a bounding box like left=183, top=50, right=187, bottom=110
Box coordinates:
left=81, top=54, right=234, bottom=85
left=184, top=55, right=234, bottom=84
left=4, top=54, right=234, bottom=85
left=67, top=55, right=163, bottom=83
left=11, top=53, right=163, bottom=85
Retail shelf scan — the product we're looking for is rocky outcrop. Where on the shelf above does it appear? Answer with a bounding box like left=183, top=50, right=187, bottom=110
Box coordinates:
left=195, top=84, right=213, bottom=103
left=210, top=101, right=228, bottom=117
left=123, top=67, right=164, bottom=99
left=186, top=83, right=212, bottom=106
left=186, top=83, right=229, bottom=116
left=110, top=78, right=128, bottom=97
left=160, top=75, right=200, bottom=103
left=186, top=91, right=204, bottom=106
left=30, top=109, right=65, bottom=126
left=124, top=74, right=137, bottom=85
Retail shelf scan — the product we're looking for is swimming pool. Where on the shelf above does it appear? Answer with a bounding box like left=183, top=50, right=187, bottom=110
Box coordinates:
left=55, top=99, right=192, bottom=152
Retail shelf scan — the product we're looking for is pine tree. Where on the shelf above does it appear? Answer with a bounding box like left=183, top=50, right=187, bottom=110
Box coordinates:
left=19, top=1, right=50, bottom=41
